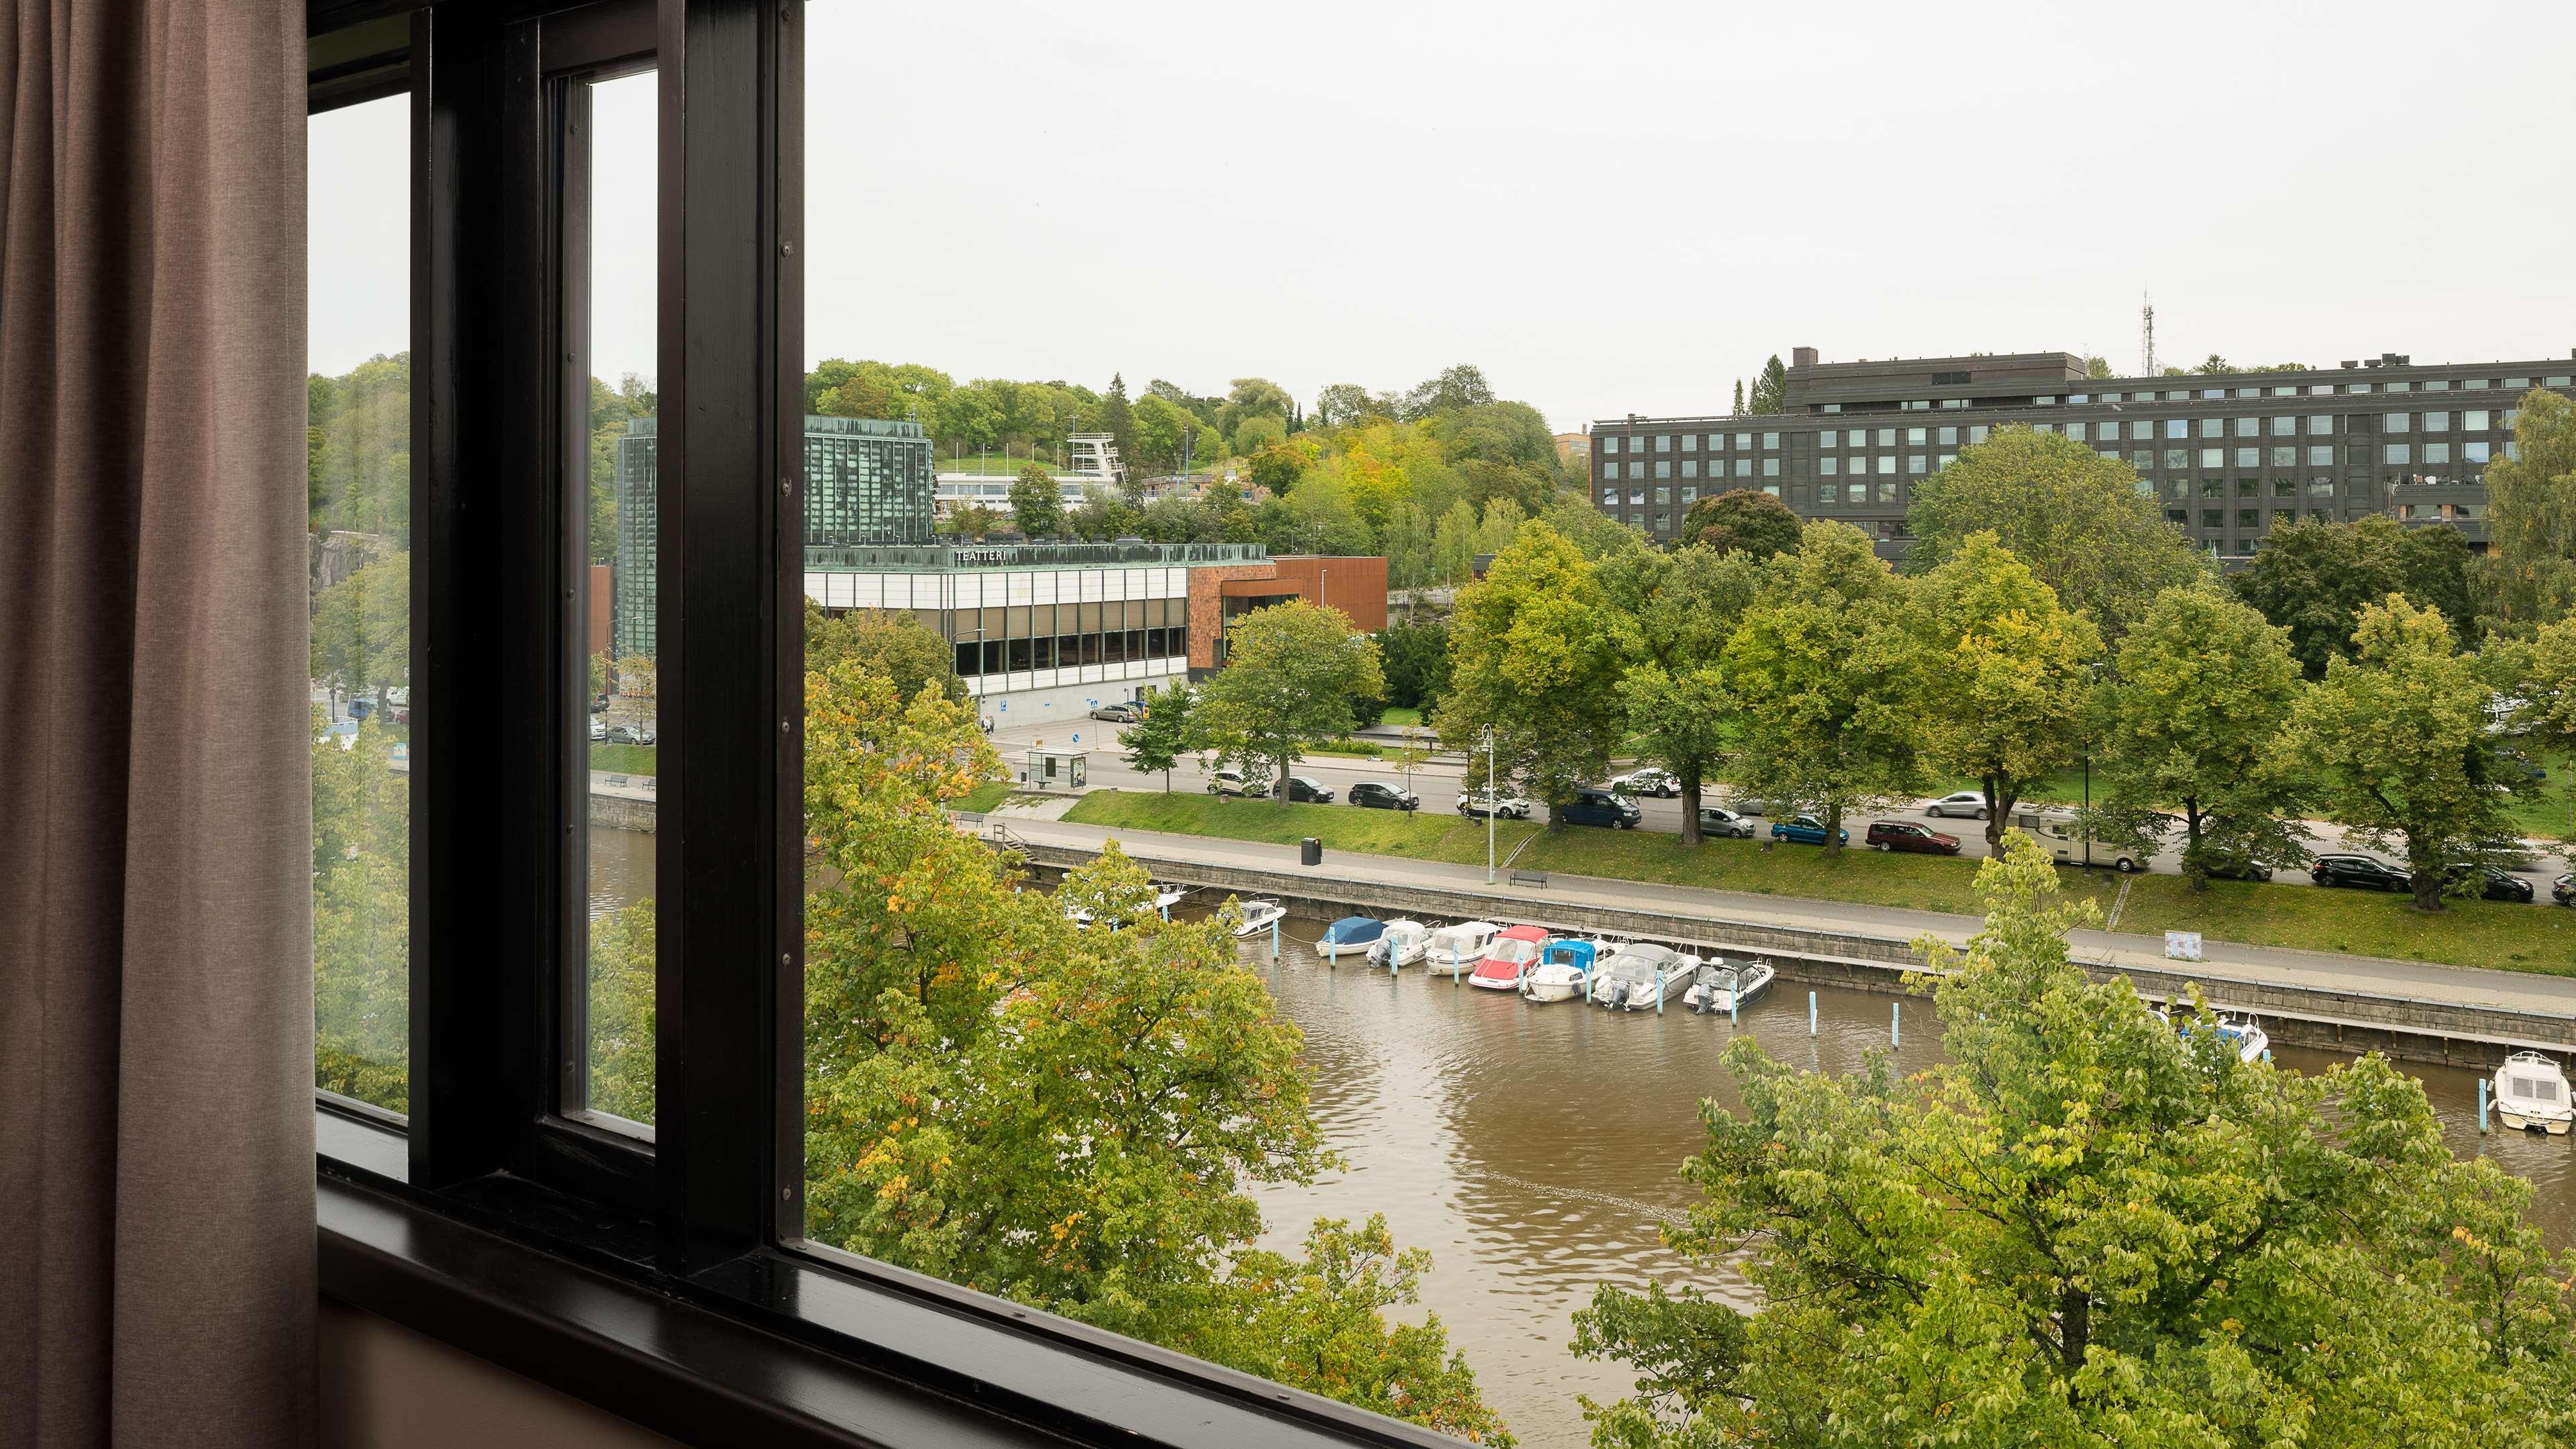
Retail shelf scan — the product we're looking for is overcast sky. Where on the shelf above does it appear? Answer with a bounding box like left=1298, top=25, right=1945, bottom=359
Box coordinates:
left=312, top=1, right=2576, bottom=433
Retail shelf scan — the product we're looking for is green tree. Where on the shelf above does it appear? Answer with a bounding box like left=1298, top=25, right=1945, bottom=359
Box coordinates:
left=1122, top=681, right=1193, bottom=791
left=2481, top=388, right=2576, bottom=630
left=1230, top=411, right=1287, bottom=456
left=1429, top=499, right=1479, bottom=585
left=1378, top=616, right=1453, bottom=711
left=1576, top=840, right=2576, bottom=1448
left=1216, top=377, right=1294, bottom=438
left=1398, top=363, right=1496, bottom=420
left=1730, top=379, right=1743, bottom=415
left=1380, top=500, right=1435, bottom=588
left=1130, top=392, right=1197, bottom=475
left=803, top=598, right=966, bottom=704
left=1066, top=482, right=1144, bottom=540
left=310, top=550, right=411, bottom=703
left=935, top=502, right=1007, bottom=538
left=1907, top=532, right=2104, bottom=849
left=1312, top=382, right=1378, bottom=428
left=2092, top=583, right=2310, bottom=887
left=310, top=707, right=409, bottom=1111
left=1008, top=464, right=1064, bottom=538
left=1601, top=544, right=1759, bottom=842
left=1905, top=425, right=2208, bottom=639
left=308, top=352, right=411, bottom=542
left=1438, top=522, right=1633, bottom=823
left=1676, top=487, right=1801, bottom=560
left=1100, top=370, right=1134, bottom=464
left=1745, top=354, right=1786, bottom=415
left=2285, top=594, right=2526, bottom=911
left=586, top=902, right=657, bottom=1121
left=2234, top=515, right=2481, bottom=678
left=2083, top=354, right=2114, bottom=379
left=1720, top=521, right=1922, bottom=857
left=1247, top=436, right=1312, bottom=494
left=1189, top=601, right=1384, bottom=800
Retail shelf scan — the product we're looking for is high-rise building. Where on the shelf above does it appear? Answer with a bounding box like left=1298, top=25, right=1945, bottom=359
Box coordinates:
left=1592, top=347, right=2575, bottom=560
left=611, top=414, right=938, bottom=658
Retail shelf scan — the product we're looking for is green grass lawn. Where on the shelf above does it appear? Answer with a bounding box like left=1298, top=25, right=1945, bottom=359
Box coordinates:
left=956, top=780, right=1015, bottom=812
left=1065, top=789, right=1539, bottom=862
left=589, top=743, right=658, bottom=776
left=1377, top=707, right=1425, bottom=729
left=1058, top=790, right=2576, bottom=976
left=935, top=454, right=1062, bottom=476
left=1305, top=739, right=1384, bottom=759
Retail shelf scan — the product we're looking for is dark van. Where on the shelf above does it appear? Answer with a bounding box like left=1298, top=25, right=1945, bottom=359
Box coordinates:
left=1561, top=787, right=1641, bottom=829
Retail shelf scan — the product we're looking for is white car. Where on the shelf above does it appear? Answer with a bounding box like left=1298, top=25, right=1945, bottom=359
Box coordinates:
left=1610, top=767, right=1680, bottom=798
left=1925, top=791, right=1991, bottom=821
left=1457, top=790, right=1532, bottom=820
left=1206, top=767, right=1268, bottom=798
left=588, top=717, right=608, bottom=742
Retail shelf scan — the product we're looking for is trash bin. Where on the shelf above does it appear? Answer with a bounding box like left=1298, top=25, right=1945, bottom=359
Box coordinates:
left=1300, top=837, right=1322, bottom=866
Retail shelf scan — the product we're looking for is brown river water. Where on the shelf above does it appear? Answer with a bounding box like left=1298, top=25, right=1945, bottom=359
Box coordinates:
left=588, top=830, right=2576, bottom=1448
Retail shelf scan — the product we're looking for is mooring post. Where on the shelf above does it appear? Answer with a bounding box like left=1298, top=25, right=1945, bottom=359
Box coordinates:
left=1730, top=984, right=1740, bottom=1027
left=1892, top=1001, right=1901, bottom=1047
left=2479, top=1077, right=2491, bottom=1134
left=1656, top=968, right=1665, bottom=1015
left=1270, top=919, right=1280, bottom=962
left=1809, top=991, right=1818, bottom=1036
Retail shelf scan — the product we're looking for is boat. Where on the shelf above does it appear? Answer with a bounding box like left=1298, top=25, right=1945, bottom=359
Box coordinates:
left=2168, top=1007, right=2270, bottom=1064
left=1589, top=942, right=1698, bottom=1011
left=1231, top=899, right=1287, bottom=938
left=1151, top=883, right=1188, bottom=915
left=1682, top=957, right=1775, bottom=1015
left=1467, top=925, right=1549, bottom=991
left=2495, top=1051, right=2574, bottom=1134
left=1366, top=919, right=1431, bottom=970
left=1519, top=938, right=1596, bottom=1003
left=1317, top=915, right=1388, bottom=964
left=1423, top=921, right=1500, bottom=977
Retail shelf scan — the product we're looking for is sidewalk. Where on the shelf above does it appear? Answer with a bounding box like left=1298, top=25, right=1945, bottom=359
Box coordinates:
left=997, top=816, right=2576, bottom=1022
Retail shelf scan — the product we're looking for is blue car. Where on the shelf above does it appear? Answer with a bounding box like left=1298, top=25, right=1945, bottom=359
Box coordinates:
left=1769, top=813, right=1848, bottom=846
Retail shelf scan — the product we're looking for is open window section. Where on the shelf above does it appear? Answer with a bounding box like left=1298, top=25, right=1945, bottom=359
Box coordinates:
left=568, top=66, right=660, bottom=1134
left=308, top=89, right=412, bottom=1117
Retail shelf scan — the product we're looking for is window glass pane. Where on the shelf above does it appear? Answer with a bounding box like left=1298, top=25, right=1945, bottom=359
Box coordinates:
left=580, top=69, right=660, bottom=1128
left=309, top=94, right=412, bottom=1114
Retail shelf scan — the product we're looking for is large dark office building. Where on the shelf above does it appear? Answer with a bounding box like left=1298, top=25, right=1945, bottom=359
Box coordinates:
left=1592, top=347, right=2576, bottom=560
left=612, top=414, right=936, bottom=658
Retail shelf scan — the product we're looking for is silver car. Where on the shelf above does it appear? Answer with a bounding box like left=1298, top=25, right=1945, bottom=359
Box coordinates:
left=1925, top=791, right=1990, bottom=821
left=1698, top=807, right=1756, bottom=839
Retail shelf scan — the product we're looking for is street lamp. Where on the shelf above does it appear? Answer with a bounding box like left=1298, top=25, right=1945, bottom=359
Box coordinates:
left=1482, top=725, right=1498, bottom=885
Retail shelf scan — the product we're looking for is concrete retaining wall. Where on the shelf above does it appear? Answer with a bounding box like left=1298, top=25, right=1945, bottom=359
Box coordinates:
left=1005, top=836, right=2576, bottom=1070
left=590, top=793, right=656, bottom=834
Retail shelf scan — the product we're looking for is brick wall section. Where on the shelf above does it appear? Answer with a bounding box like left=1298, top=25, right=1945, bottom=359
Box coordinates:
left=1186, top=562, right=1280, bottom=668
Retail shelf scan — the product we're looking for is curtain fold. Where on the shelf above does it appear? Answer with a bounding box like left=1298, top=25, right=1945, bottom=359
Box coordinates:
left=0, top=3, right=315, bottom=1446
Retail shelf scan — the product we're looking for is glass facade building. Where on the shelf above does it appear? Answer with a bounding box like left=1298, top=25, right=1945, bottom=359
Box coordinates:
left=612, top=417, right=659, bottom=660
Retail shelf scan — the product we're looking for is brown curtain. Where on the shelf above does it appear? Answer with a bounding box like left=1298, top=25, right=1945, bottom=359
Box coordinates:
left=0, top=3, right=315, bottom=1446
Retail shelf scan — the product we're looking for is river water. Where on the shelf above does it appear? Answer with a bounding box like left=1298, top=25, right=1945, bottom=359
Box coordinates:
left=585, top=830, right=2576, bottom=1448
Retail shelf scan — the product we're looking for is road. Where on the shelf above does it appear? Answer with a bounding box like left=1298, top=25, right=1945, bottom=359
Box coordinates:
left=995, top=719, right=2571, bottom=893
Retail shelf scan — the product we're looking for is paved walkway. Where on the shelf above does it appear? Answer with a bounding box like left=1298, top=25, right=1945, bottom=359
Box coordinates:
left=997, top=816, right=2576, bottom=1022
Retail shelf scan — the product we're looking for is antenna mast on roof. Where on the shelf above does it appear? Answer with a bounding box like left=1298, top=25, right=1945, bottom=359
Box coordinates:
left=2139, top=292, right=2157, bottom=377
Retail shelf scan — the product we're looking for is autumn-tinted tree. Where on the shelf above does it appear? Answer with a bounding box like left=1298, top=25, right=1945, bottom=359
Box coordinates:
left=2092, top=583, right=2309, bottom=887
left=1905, top=425, right=2207, bottom=638
left=1578, top=842, right=2576, bottom=1448
left=1188, top=601, right=1384, bottom=799
left=2232, top=515, right=2481, bottom=677
left=2285, top=594, right=2526, bottom=910
left=1438, top=521, right=1634, bottom=823
left=1676, top=487, right=1802, bottom=560
left=803, top=597, right=964, bottom=704
left=2481, top=388, right=2576, bottom=631
left=1721, top=521, right=1921, bottom=856
left=1906, top=532, right=2103, bottom=848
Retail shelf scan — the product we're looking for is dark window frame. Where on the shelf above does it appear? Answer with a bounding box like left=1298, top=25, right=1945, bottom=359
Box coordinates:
left=308, top=6, right=1445, bottom=1446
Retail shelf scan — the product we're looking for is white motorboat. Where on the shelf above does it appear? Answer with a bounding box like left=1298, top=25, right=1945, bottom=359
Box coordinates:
left=1152, top=883, right=1188, bottom=915
left=1589, top=943, right=1698, bottom=1011
left=1366, top=919, right=1431, bottom=970
left=1682, top=958, right=1775, bottom=1015
left=2495, top=1051, right=2574, bottom=1134
left=2167, top=1007, right=2269, bottom=1064
left=1423, top=921, right=1500, bottom=977
left=1231, top=899, right=1287, bottom=938
left=1519, top=938, right=1598, bottom=1003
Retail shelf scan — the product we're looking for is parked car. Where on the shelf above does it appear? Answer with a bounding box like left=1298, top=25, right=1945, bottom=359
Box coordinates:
left=1698, top=806, right=1757, bottom=840
left=1458, top=790, right=1533, bottom=820
left=2198, top=850, right=2275, bottom=883
left=588, top=717, right=608, bottom=742
left=2498, top=748, right=2548, bottom=784
left=1088, top=701, right=1141, bottom=723
left=1724, top=796, right=1786, bottom=817
left=1561, top=787, right=1641, bottom=829
left=590, top=693, right=609, bottom=714
left=1867, top=820, right=1961, bottom=855
left=1349, top=781, right=1419, bottom=811
left=1609, top=766, right=1680, bottom=799
left=2555, top=873, right=2574, bottom=907
left=2310, top=854, right=2410, bottom=892
left=1206, top=767, right=1268, bottom=798
left=346, top=697, right=375, bottom=722
left=2448, top=862, right=2536, bottom=903
left=1924, top=791, right=1990, bottom=821
left=1275, top=775, right=1334, bottom=803
left=1771, top=814, right=1849, bottom=846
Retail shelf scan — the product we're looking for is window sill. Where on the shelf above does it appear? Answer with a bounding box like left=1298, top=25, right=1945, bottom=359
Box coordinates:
left=317, top=1109, right=1453, bottom=1449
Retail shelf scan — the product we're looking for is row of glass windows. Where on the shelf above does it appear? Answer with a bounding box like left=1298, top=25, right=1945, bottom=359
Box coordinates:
left=1600, top=404, right=2539, bottom=466
left=1600, top=431, right=1782, bottom=454
left=953, top=628, right=1186, bottom=677
left=1604, top=458, right=1784, bottom=479
left=1606, top=435, right=2521, bottom=483
left=2065, top=375, right=2567, bottom=402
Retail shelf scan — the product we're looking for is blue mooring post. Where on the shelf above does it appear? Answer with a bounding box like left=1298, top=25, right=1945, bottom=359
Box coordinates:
left=1809, top=991, right=1818, bottom=1036
left=2479, top=1077, right=2491, bottom=1134
left=1656, top=969, right=1665, bottom=1015
left=1270, top=919, right=1280, bottom=962
left=1730, top=985, right=1740, bottom=1026
left=1892, top=1001, right=1901, bottom=1047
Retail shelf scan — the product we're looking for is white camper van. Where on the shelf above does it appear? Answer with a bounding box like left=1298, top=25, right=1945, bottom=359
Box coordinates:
left=2008, top=806, right=2144, bottom=874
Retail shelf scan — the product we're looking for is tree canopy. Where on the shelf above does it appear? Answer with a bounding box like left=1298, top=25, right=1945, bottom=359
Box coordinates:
left=1677, top=487, right=1802, bottom=560
left=1188, top=601, right=1384, bottom=797
left=1575, top=840, right=2576, bottom=1448
left=1439, top=521, right=1635, bottom=822
left=2481, top=388, right=2576, bottom=631
left=2232, top=515, right=2481, bottom=677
